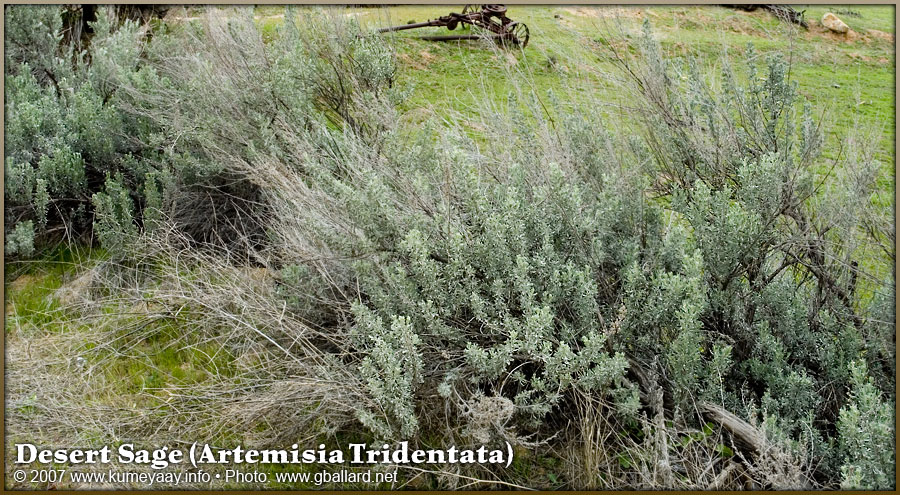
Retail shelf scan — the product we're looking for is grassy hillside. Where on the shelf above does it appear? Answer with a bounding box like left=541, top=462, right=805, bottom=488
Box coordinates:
left=344, top=6, right=894, bottom=161
left=256, top=4, right=894, bottom=214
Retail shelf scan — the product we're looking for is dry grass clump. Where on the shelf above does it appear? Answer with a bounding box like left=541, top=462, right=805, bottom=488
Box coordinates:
left=7, top=226, right=372, bottom=453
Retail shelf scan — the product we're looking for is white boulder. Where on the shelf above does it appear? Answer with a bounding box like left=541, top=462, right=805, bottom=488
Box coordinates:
left=822, top=13, right=849, bottom=34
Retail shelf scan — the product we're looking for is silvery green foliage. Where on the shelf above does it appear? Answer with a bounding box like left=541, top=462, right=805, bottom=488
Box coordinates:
left=91, top=175, right=138, bottom=256
left=7, top=9, right=892, bottom=486
left=4, top=6, right=158, bottom=254
left=620, top=244, right=708, bottom=410
left=618, top=24, right=894, bottom=484
left=111, top=8, right=402, bottom=254
left=353, top=307, right=423, bottom=439
left=5, top=220, right=36, bottom=257
left=278, top=7, right=398, bottom=138
left=130, top=7, right=400, bottom=162
left=4, top=5, right=66, bottom=84
left=267, top=30, right=892, bottom=480
left=293, top=119, right=645, bottom=436
left=838, top=360, right=895, bottom=489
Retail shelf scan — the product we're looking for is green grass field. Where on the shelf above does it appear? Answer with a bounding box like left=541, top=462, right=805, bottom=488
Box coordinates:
left=339, top=5, right=894, bottom=164
left=252, top=5, right=896, bottom=202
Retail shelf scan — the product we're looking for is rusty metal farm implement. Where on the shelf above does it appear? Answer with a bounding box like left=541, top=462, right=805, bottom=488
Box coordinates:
left=376, top=4, right=529, bottom=48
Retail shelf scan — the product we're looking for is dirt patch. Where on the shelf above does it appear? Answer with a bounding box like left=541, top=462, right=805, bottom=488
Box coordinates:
left=720, top=13, right=771, bottom=38
left=398, top=53, right=424, bottom=70
left=805, top=20, right=861, bottom=43
left=7, top=274, right=37, bottom=293
left=419, top=50, right=437, bottom=63
left=721, top=16, right=755, bottom=36
left=866, top=29, right=894, bottom=42
left=55, top=268, right=98, bottom=306
left=398, top=50, right=439, bottom=70
left=848, top=51, right=876, bottom=63
left=6, top=274, right=38, bottom=315
left=842, top=29, right=860, bottom=42
left=563, top=6, right=647, bottom=20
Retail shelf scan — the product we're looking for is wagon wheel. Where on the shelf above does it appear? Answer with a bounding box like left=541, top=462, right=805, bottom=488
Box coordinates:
left=502, top=21, right=529, bottom=48
left=459, top=4, right=479, bottom=30
left=483, top=4, right=508, bottom=16
left=513, top=22, right=529, bottom=47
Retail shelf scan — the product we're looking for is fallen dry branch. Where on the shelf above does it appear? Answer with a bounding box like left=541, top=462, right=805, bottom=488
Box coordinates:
left=699, top=402, right=765, bottom=454
left=699, top=402, right=814, bottom=490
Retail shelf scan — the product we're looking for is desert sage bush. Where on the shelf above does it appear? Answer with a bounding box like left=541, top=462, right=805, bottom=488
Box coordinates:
left=108, top=7, right=403, bottom=260
left=838, top=360, right=895, bottom=489
left=282, top=22, right=895, bottom=487
left=257, top=23, right=894, bottom=484
left=4, top=6, right=165, bottom=256
left=603, top=22, right=895, bottom=488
